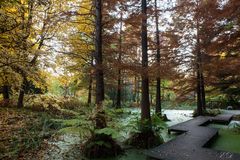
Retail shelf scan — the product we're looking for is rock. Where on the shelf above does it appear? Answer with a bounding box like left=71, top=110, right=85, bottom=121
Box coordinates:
left=227, top=106, right=233, bottom=110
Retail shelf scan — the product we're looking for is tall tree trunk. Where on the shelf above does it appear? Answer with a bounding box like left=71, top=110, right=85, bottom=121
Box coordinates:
left=116, top=70, right=121, bottom=108
left=95, top=0, right=106, bottom=129
left=87, top=78, right=92, bottom=104
left=196, top=2, right=204, bottom=115
left=88, top=57, right=93, bottom=105
left=200, top=72, right=206, bottom=110
left=95, top=0, right=104, bottom=105
left=196, top=64, right=203, bottom=115
left=156, top=78, right=161, bottom=113
left=155, top=0, right=162, bottom=115
left=133, top=76, right=137, bottom=102
left=116, top=12, right=123, bottom=108
left=136, top=78, right=140, bottom=105
left=134, top=76, right=140, bottom=104
left=141, top=0, right=151, bottom=130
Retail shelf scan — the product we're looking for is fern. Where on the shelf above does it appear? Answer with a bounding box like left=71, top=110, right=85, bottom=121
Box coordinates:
left=95, top=128, right=122, bottom=139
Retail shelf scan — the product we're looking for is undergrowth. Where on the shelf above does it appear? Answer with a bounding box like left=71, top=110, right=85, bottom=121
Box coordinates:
left=0, top=109, right=60, bottom=159
left=193, top=109, right=222, bottom=117
left=24, top=94, right=84, bottom=117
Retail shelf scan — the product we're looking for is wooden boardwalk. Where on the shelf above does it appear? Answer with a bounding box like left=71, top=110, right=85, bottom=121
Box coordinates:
left=146, top=114, right=240, bottom=160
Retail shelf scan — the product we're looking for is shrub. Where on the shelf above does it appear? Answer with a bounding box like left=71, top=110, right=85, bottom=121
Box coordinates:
left=24, top=95, right=82, bottom=117
left=193, top=109, right=222, bottom=117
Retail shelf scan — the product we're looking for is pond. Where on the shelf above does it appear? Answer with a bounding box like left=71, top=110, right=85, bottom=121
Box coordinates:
left=163, top=109, right=193, bottom=126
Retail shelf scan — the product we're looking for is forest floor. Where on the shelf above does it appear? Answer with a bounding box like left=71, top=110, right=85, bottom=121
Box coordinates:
left=4, top=107, right=239, bottom=160
left=0, top=107, right=193, bottom=160
left=0, top=108, right=44, bottom=159
left=0, top=107, right=79, bottom=160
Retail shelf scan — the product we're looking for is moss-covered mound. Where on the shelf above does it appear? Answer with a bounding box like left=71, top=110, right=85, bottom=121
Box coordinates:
left=127, top=130, right=163, bottom=149
left=82, top=133, right=123, bottom=159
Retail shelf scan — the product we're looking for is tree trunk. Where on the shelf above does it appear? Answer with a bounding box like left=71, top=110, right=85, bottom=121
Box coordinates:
left=155, top=0, right=162, bottom=115
left=88, top=57, right=93, bottom=105
left=133, top=76, right=137, bottom=102
left=17, top=78, right=27, bottom=108
left=156, top=78, right=161, bottom=114
left=17, top=89, right=24, bottom=108
left=116, top=69, right=121, bottom=108
left=2, top=85, right=10, bottom=106
left=2, top=85, right=10, bottom=100
left=200, top=72, right=206, bottom=109
left=141, top=0, right=151, bottom=130
left=196, top=64, right=203, bottom=115
left=94, top=0, right=106, bottom=129
left=196, top=5, right=203, bottom=115
left=88, top=75, right=92, bottom=105
left=116, top=13, right=123, bottom=108
left=95, top=0, right=104, bottom=105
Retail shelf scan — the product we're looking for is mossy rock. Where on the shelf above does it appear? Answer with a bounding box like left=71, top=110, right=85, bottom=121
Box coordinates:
left=127, top=130, right=163, bottom=149
left=82, top=133, right=123, bottom=159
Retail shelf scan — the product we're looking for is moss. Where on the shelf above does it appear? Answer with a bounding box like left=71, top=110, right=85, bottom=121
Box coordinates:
left=53, top=119, right=81, bottom=126
left=210, top=129, right=240, bottom=154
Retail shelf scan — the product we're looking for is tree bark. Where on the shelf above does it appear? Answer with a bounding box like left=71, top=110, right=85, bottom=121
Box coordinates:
left=155, top=0, right=162, bottom=115
left=200, top=68, right=206, bottom=110
left=156, top=78, right=161, bottom=113
left=196, top=63, right=203, bottom=115
left=2, top=85, right=10, bottom=100
left=88, top=57, right=93, bottom=105
left=95, top=0, right=104, bottom=105
left=2, top=85, right=10, bottom=106
left=133, top=76, right=137, bottom=102
left=141, top=0, right=151, bottom=130
left=87, top=75, right=92, bottom=105
left=94, top=0, right=106, bottom=129
left=116, top=12, right=123, bottom=108
left=196, top=2, right=204, bottom=115
left=17, top=89, right=24, bottom=108
left=17, top=78, right=28, bottom=108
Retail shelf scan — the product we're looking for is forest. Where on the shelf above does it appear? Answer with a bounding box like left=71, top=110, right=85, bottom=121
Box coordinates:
left=0, top=0, right=240, bottom=159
